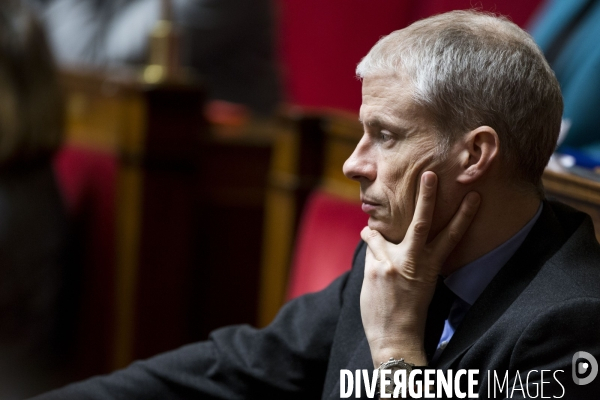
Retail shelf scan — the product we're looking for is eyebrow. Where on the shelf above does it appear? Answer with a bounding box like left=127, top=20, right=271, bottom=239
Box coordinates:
left=359, top=116, right=420, bottom=139
left=359, top=116, right=401, bottom=130
left=359, top=117, right=384, bottom=127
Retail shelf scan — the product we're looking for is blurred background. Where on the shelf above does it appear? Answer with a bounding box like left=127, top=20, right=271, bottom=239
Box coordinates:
left=1, top=0, right=600, bottom=397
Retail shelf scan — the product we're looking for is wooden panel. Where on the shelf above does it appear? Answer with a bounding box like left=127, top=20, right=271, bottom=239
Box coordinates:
left=191, top=136, right=272, bottom=340
left=61, top=69, right=146, bottom=376
left=113, top=93, right=147, bottom=370
left=62, top=67, right=278, bottom=375
left=61, top=68, right=208, bottom=370
left=543, top=169, right=600, bottom=241
left=258, top=111, right=327, bottom=326
left=258, top=118, right=300, bottom=327
left=62, top=69, right=141, bottom=153
left=129, top=85, right=206, bottom=362
left=114, top=162, right=144, bottom=368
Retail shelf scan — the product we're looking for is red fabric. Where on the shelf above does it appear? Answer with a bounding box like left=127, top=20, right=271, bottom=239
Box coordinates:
left=53, top=145, right=116, bottom=218
left=278, top=0, right=544, bottom=113
left=278, top=0, right=414, bottom=113
left=287, top=191, right=368, bottom=299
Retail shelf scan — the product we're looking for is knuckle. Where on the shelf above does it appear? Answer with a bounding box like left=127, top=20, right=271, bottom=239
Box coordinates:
left=360, top=227, right=373, bottom=240
left=362, top=228, right=379, bottom=242
left=462, top=205, right=476, bottom=218
left=420, top=191, right=434, bottom=202
left=367, top=229, right=380, bottom=238
left=382, top=261, right=397, bottom=276
left=367, top=267, right=380, bottom=280
left=412, top=221, right=430, bottom=236
left=447, top=229, right=463, bottom=244
left=366, top=261, right=397, bottom=279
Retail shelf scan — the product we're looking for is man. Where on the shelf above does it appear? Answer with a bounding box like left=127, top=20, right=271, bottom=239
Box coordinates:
left=33, top=10, right=600, bottom=399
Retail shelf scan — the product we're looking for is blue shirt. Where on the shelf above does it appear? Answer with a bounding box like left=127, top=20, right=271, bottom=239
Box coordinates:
left=434, top=203, right=544, bottom=358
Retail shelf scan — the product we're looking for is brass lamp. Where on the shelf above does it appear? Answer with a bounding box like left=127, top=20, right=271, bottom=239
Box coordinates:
left=143, top=0, right=181, bottom=84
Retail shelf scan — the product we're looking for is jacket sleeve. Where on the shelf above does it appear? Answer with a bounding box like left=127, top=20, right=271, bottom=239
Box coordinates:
left=31, top=270, right=352, bottom=400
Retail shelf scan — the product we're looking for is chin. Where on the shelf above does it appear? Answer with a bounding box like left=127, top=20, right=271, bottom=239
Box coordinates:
left=367, top=218, right=405, bottom=244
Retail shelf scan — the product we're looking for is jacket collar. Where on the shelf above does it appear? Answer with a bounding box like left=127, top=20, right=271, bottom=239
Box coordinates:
left=434, top=200, right=574, bottom=368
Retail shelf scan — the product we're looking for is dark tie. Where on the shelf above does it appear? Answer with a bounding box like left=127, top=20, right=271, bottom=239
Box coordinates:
left=423, top=277, right=457, bottom=363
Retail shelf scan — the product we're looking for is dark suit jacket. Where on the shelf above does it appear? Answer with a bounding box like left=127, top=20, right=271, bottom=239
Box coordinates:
left=33, top=201, right=600, bottom=399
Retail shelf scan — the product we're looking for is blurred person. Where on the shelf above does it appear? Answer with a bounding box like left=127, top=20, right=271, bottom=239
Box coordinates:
left=530, top=0, right=600, bottom=159
left=26, top=0, right=281, bottom=116
left=0, top=0, right=70, bottom=397
left=33, top=10, right=600, bottom=399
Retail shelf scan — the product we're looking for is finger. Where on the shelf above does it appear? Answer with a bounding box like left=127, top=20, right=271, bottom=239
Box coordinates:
left=430, top=191, right=480, bottom=258
left=360, top=226, right=388, bottom=261
left=404, top=172, right=437, bottom=250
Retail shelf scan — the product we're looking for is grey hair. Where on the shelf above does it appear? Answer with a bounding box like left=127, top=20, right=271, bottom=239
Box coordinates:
left=356, top=10, right=563, bottom=192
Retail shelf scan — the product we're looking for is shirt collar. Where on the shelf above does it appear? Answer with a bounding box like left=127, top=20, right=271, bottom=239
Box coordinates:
left=444, top=203, right=543, bottom=305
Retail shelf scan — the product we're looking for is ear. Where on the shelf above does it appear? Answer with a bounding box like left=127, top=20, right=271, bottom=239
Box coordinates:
left=455, top=126, right=499, bottom=184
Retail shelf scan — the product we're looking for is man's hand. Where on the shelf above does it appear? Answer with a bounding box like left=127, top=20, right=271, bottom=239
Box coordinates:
left=360, top=171, right=481, bottom=367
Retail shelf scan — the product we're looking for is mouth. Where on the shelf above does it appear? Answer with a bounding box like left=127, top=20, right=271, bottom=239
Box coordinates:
left=361, top=197, right=381, bottom=213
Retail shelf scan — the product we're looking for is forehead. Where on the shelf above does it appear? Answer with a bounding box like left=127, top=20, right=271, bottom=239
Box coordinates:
left=360, top=74, right=431, bottom=132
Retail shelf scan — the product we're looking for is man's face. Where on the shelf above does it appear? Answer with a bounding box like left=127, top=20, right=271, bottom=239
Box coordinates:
left=343, top=74, right=462, bottom=243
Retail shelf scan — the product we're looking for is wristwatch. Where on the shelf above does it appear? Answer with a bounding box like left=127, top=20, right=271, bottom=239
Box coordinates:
left=377, top=357, right=424, bottom=396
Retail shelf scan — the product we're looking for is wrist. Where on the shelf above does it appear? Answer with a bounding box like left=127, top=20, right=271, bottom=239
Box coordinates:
left=370, top=341, right=427, bottom=368
left=367, top=318, right=428, bottom=363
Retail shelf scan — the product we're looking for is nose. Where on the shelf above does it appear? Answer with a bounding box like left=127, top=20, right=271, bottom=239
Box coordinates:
left=343, top=136, right=376, bottom=182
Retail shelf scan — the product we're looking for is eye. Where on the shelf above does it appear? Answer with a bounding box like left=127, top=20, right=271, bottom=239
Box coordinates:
left=380, top=130, right=393, bottom=142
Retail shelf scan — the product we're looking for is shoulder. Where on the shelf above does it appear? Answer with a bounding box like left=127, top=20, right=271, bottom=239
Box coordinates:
left=540, top=200, right=600, bottom=299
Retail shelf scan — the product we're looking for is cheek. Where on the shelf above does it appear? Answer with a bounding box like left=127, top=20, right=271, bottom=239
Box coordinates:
left=391, top=147, right=438, bottom=194
left=428, top=160, right=464, bottom=236
left=383, top=149, right=438, bottom=218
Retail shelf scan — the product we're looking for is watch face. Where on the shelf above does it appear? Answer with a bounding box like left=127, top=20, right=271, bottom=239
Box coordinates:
left=380, top=362, right=413, bottom=394
left=384, top=367, right=402, bottom=394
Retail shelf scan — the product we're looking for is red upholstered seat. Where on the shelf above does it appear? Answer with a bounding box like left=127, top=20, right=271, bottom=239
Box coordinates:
left=53, top=145, right=116, bottom=218
left=287, top=190, right=367, bottom=299
left=53, top=145, right=116, bottom=280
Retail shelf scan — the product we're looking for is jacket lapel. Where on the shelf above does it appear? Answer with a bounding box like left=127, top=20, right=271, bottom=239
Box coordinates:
left=435, top=201, right=569, bottom=369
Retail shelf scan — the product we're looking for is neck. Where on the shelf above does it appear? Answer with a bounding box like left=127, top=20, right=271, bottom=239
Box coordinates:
left=441, top=187, right=541, bottom=276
